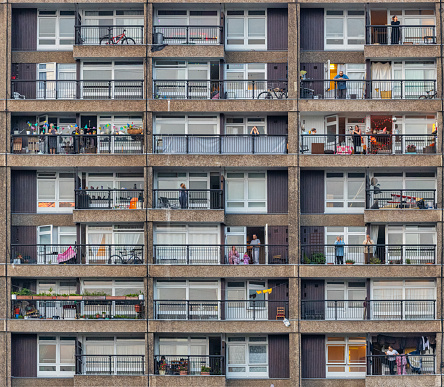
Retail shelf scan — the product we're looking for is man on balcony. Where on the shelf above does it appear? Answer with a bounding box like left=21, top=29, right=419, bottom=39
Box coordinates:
left=334, top=71, right=349, bottom=99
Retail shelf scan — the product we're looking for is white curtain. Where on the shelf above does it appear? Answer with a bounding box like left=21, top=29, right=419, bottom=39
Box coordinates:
left=372, top=63, right=392, bottom=99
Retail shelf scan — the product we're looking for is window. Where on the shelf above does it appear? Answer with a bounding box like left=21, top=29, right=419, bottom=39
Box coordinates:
left=324, top=227, right=366, bottom=263
left=226, top=281, right=268, bottom=320
left=225, top=172, right=267, bottom=213
left=227, top=336, right=268, bottom=378
left=325, top=172, right=365, bottom=213
left=37, top=63, right=76, bottom=99
left=96, top=115, right=143, bottom=135
left=37, top=172, right=75, bottom=213
left=155, top=9, right=219, bottom=26
left=38, top=10, right=75, bottom=50
left=81, top=279, right=144, bottom=296
left=225, top=117, right=266, bottom=134
left=224, top=64, right=268, bottom=99
left=325, top=281, right=366, bottom=320
left=38, top=336, right=75, bottom=376
left=371, top=171, right=436, bottom=191
left=326, top=336, right=366, bottom=377
left=154, top=115, right=219, bottom=135
left=325, top=10, right=365, bottom=50
left=226, top=10, right=266, bottom=50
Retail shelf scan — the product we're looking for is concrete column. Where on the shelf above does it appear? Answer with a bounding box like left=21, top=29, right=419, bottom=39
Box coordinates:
left=147, top=332, right=154, bottom=375
left=145, top=111, right=153, bottom=154
left=0, top=3, right=11, bottom=101
left=288, top=111, right=298, bottom=154
left=146, top=221, right=153, bottom=265
left=287, top=3, right=299, bottom=99
left=146, top=166, right=153, bottom=209
left=0, top=167, right=9, bottom=265
left=289, top=332, right=301, bottom=386
left=288, top=166, right=299, bottom=265
left=289, top=276, right=299, bottom=322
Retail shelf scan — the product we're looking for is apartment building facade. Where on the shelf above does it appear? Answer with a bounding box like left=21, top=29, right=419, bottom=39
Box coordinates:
left=0, top=0, right=442, bottom=386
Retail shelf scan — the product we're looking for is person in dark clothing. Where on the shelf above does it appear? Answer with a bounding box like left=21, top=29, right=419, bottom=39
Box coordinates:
left=352, top=125, right=362, bottom=154
left=391, top=16, right=400, bottom=44
left=179, top=183, right=188, bottom=209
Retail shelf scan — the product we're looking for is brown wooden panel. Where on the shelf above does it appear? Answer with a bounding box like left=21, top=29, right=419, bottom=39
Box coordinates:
left=300, top=170, right=324, bottom=214
left=12, top=63, right=37, bottom=99
left=300, top=8, right=324, bottom=50
left=11, top=226, right=37, bottom=263
left=300, top=63, right=324, bottom=97
left=267, top=116, right=288, bottom=135
left=301, top=335, right=326, bottom=378
left=267, top=170, right=288, bottom=214
left=268, top=334, right=289, bottom=378
left=267, top=63, right=287, bottom=81
left=267, top=8, right=288, bottom=50
left=12, top=9, right=37, bottom=51
left=11, top=170, right=37, bottom=213
left=301, top=280, right=324, bottom=301
left=11, top=334, right=37, bottom=377
left=268, top=280, right=288, bottom=320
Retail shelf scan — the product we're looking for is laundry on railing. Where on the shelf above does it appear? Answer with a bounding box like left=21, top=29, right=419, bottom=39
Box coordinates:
left=57, top=246, right=76, bottom=263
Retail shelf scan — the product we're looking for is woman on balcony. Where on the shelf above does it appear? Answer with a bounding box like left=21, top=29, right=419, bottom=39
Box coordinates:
left=228, top=246, right=240, bottom=265
left=48, top=123, right=58, bottom=154
left=352, top=125, right=362, bottom=154
left=179, top=183, right=188, bottom=209
left=391, top=16, right=401, bottom=44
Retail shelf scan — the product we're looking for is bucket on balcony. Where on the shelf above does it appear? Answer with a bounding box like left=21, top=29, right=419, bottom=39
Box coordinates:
left=153, top=32, right=164, bottom=45
left=129, top=197, right=138, bottom=209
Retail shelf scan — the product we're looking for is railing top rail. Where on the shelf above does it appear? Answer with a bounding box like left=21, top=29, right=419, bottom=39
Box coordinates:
left=368, top=353, right=435, bottom=357
left=153, top=188, right=223, bottom=191
left=76, top=354, right=145, bottom=357
left=155, top=299, right=288, bottom=302
left=153, top=133, right=287, bottom=137
left=366, top=188, right=436, bottom=192
left=153, top=79, right=288, bottom=82
left=301, top=243, right=436, bottom=247
left=154, top=243, right=288, bottom=246
left=11, top=243, right=143, bottom=246
left=300, top=79, right=436, bottom=82
left=11, top=79, right=144, bottom=82
left=301, top=133, right=435, bottom=136
left=75, top=188, right=144, bottom=192
left=153, top=24, right=223, bottom=28
left=366, top=24, right=435, bottom=28
left=11, top=133, right=143, bottom=136
left=75, top=24, right=144, bottom=28
left=154, top=354, right=224, bottom=357
left=302, top=299, right=435, bottom=302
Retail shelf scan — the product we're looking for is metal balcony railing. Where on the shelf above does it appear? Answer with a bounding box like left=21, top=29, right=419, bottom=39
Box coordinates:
left=153, top=25, right=223, bottom=45
left=153, top=134, right=288, bottom=154
left=153, top=189, right=223, bottom=210
left=75, top=25, right=144, bottom=45
left=11, top=134, right=144, bottom=154
left=154, top=300, right=289, bottom=320
left=12, top=299, right=144, bottom=320
left=301, top=300, right=436, bottom=320
left=153, top=244, right=288, bottom=265
left=75, top=189, right=144, bottom=209
left=366, top=189, right=436, bottom=209
left=367, top=354, right=435, bottom=375
left=76, top=355, right=145, bottom=375
left=10, top=244, right=144, bottom=265
left=300, top=134, right=436, bottom=155
left=153, top=80, right=288, bottom=100
left=11, top=80, right=144, bottom=100
left=300, top=244, right=436, bottom=265
left=154, top=355, right=224, bottom=376
left=366, top=25, right=436, bottom=45
left=300, top=79, right=436, bottom=99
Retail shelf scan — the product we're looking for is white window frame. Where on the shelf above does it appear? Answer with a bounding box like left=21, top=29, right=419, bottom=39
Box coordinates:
left=37, top=63, right=76, bottom=100
left=225, top=117, right=267, bottom=135
left=226, top=280, right=268, bottom=320
left=37, top=172, right=75, bottom=213
left=37, top=336, right=76, bottom=377
left=324, top=172, right=365, bottom=214
left=325, top=281, right=366, bottom=320
left=324, top=10, right=365, bottom=51
left=226, top=336, right=268, bottom=379
left=225, top=10, right=267, bottom=51
left=37, top=10, right=75, bottom=50
left=154, top=114, right=219, bottom=135
left=326, top=336, right=366, bottom=378
left=225, top=171, right=267, bottom=214
left=154, top=9, right=219, bottom=26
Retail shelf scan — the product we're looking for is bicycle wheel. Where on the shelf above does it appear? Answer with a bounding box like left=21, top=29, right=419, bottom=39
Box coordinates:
left=121, top=37, right=136, bottom=45
left=109, top=255, right=124, bottom=264
left=132, top=255, right=143, bottom=264
left=419, top=95, right=428, bottom=99
left=100, top=37, right=113, bottom=45
left=257, top=91, right=273, bottom=99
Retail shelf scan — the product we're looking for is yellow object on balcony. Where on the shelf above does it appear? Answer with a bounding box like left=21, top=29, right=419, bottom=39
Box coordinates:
left=380, top=90, right=392, bottom=99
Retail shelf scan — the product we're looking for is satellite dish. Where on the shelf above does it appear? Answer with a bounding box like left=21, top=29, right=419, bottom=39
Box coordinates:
left=370, top=177, right=378, bottom=186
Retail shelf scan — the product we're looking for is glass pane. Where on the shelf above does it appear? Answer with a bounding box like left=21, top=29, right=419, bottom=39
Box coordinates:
left=39, top=18, right=56, bottom=38
left=228, top=345, right=245, bottom=364
left=38, top=180, right=56, bottom=200
left=227, top=181, right=244, bottom=200
left=60, top=343, right=75, bottom=363
left=39, top=345, right=56, bottom=363
left=327, top=345, right=345, bottom=363
left=248, top=180, right=265, bottom=200
left=326, top=180, right=344, bottom=199
left=227, top=18, right=244, bottom=37
left=248, top=19, right=265, bottom=37
left=349, top=345, right=366, bottom=364
left=249, top=345, right=266, bottom=363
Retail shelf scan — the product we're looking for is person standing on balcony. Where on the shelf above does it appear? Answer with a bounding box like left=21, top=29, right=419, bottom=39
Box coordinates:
left=228, top=246, right=240, bottom=265
left=334, top=236, right=345, bottom=264
left=334, top=71, right=349, bottom=99
left=385, top=346, right=399, bottom=375
left=362, top=235, right=374, bottom=264
left=391, top=16, right=401, bottom=44
left=250, top=126, right=260, bottom=135
left=179, top=183, right=188, bottom=209
left=48, top=123, right=58, bottom=154
left=352, top=125, right=362, bottom=154
left=250, top=234, right=261, bottom=264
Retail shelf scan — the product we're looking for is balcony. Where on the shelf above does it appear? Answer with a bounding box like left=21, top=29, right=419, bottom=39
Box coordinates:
left=11, top=134, right=144, bottom=155
left=154, top=300, right=288, bottom=321
left=301, top=300, right=435, bottom=320
left=367, top=354, right=435, bottom=375
left=300, top=134, right=436, bottom=155
left=76, top=355, right=145, bottom=375
left=153, top=26, right=223, bottom=45
left=300, top=79, right=436, bottom=100
left=153, top=189, right=223, bottom=210
left=366, top=25, right=436, bottom=45
left=75, top=25, right=144, bottom=45
left=154, top=355, right=224, bottom=376
left=11, top=80, right=144, bottom=100
left=153, top=134, right=288, bottom=154
left=75, top=189, right=144, bottom=209
left=301, top=244, right=436, bottom=265
left=153, top=80, right=288, bottom=100
left=11, top=244, right=144, bottom=264
left=367, top=189, right=436, bottom=210
left=11, top=298, right=145, bottom=320
left=153, top=244, right=288, bottom=265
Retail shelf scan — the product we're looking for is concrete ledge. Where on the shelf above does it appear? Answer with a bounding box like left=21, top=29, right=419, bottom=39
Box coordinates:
left=299, top=320, right=440, bottom=334
left=74, top=375, right=148, bottom=387
left=365, top=375, right=440, bottom=387
left=300, top=51, right=364, bottom=64
left=8, top=319, right=147, bottom=333
left=225, top=214, right=289, bottom=226
left=12, top=51, right=75, bottom=63
left=302, top=379, right=365, bottom=387
left=73, top=209, right=146, bottom=223
left=148, top=209, right=224, bottom=223
left=226, top=379, right=292, bottom=387
left=149, top=375, right=225, bottom=387
left=300, top=214, right=364, bottom=227
left=151, top=45, right=224, bottom=58
left=7, top=100, right=145, bottom=113
left=73, top=45, right=145, bottom=59
left=364, top=209, right=441, bottom=224
left=364, top=44, right=439, bottom=59
left=12, top=214, right=74, bottom=227
left=225, top=51, right=288, bottom=63
left=12, top=378, right=74, bottom=387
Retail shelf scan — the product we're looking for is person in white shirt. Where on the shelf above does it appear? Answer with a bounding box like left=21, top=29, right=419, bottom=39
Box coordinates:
left=385, top=345, right=399, bottom=375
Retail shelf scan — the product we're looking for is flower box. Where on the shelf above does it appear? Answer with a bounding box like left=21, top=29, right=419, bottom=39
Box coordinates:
left=106, top=296, right=126, bottom=300
left=83, top=296, right=106, bottom=300
left=125, top=296, right=138, bottom=300
left=68, top=296, right=83, bottom=300
left=200, top=372, right=210, bottom=375
left=179, top=371, right=187, bottom=376
left=56, top=296, right=69, bottom=300
left=17, top=295, right=31, bottom=300
left=32, top=296, right=53, bottom=300
left=159, top=370, right=166, bottom=376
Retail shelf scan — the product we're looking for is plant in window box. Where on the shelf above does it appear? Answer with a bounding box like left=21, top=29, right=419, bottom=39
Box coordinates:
left=406, top=144, right=416, bottom=153
left=178, top=365, right=188, bottom=375
left=345, top=259, right=355, bottom=265
left=406, top=259, right=412, bottom=264
left=310, top=252, right=326, bottom=264
left=201, top=366, right=211, bottom=375
left=369, top=257, right=381, bottom=264
left=16, top=288, right=32, bottom=300
left=302, top=254, right=311, bottom=264
left=159, top=362, right=167, bottom=375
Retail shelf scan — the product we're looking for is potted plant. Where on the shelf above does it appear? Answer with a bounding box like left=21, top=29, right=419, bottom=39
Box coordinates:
left=56, top=294, right=69, bottom=300
left=159, top=363, right=166, bottom=376
left=201, top=366, right=211, bottom=375
left=125, top=293, right=139, bottom=300
left=302, top=254, right=311, bottom=264
left=11, top=292, right=17, bottom=300
left=406, top=259, right=411, bottom=264
left=178, top=365, right=188, bottom=375
left=345, top=259, right=355, bottom=265
left=369, top=257, right=381, bottom=264
left=310, top=252, right=326, bottom=264
left=406, top=144, right=416, bottom=153
left=16, top=288, right=32, bottom=299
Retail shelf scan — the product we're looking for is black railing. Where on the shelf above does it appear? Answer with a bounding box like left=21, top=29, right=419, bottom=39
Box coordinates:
left=11, top=134, right=144, bottom=154
left=154, top=355, right=224, bottom=376
left=300, top=244, right=436, bottom=265
left=11, top=80, right=144, bottom=100
left=366, top=189, right=436, bottom=209
left=367, top=354, right=435, bottom=375
left=366, top=25, right=436, bottom=45
left=153, top=244, right=288, bottom=264
left=10, top=244, right=144, bottom=264
left=76, top=355, right=145, bottom=375
left=154, top=300, right=288, bottom=320
left=300, top=134, right=436, bottom=155
left=300, top=79, right=436, bottom=99
left=75, top=25, right=144, bottom=45
left=301, top=300, right=436, bottom=320
left=153, top=25, right=223, bottom=45
left=12, top=299, right=144, bottom=320
left=153, top=189, right=223, bottom=209
left=75, top=189, right=144, bottom=209
left=153, top=134, right=288, bottom=154
left=153, top=80, right=288, bottom=100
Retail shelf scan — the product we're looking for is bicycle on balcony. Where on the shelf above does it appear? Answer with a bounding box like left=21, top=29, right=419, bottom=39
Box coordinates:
left=419, top=89, right=438, bottom=99
left=108, top=248, right=143, bottom=264
left=100, top=29, right=136, bottom=45
left=257, top=87, right=288, bottom=99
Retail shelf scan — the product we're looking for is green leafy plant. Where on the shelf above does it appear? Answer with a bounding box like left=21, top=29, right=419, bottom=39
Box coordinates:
left=83, top=290, right=107, bottom=296
left=302, top=254, right=311, bottom=264
left=310, top=252, right=326, bottom=264
left=13, top=288, right=32, bottom=296
left=201, top=366, right=211, bottom=372
left=406, top=259, right=411, bottom=264
left=369, top=257, right=381, bottom=264
left=345, top=259, right=355, bottom=264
